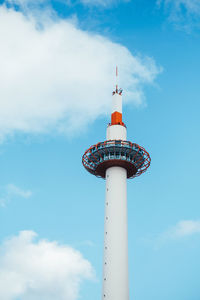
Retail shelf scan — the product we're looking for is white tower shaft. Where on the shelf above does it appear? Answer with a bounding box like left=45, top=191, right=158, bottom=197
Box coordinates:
left=82, top=74, right=151, bottom=300
left=103, top=166, right=129, bottom=300
left=102, top=91, right=129, bottom=300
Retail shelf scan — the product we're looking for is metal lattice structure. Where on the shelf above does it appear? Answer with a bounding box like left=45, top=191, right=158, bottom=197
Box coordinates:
left=82, top=140, right=151, bottom=179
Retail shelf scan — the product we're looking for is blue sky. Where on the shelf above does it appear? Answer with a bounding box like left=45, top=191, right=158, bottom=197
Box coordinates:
left=0, top=0, right=200, bottom=299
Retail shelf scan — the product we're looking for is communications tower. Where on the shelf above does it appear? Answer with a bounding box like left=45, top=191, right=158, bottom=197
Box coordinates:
left=82, top=69, right=151, bottom=300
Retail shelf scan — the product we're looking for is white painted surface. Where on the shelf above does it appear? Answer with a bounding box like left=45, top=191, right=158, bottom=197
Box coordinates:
left=112, top=93, right=122, bottom=114
left=102, top=166, right=129, bottom=300
left=106, top=124, right=127, bottom=140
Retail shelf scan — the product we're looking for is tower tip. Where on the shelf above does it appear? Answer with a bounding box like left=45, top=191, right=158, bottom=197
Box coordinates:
left=113, top=65, right=122, bottom=95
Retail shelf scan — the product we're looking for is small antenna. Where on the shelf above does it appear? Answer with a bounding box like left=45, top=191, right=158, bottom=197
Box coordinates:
left=113, top=66, right=122, bottom=95
left=116, top=65, right=118, bottom=92
left=113, top=65, right=122, bottom=95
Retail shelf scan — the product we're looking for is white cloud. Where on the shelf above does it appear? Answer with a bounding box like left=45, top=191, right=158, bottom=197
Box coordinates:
left=0, top=231, right=94, bottom=300
left=6, top=0, right=46, bottom=6
left=166, top=220, right=200, bottom=238
left=79, top=0, right=130, bottom=7
left=144, top=220, right=200, bottom=249
left=6, top=184, right=32, bottom=198
left=158, top=0, right=200, bottom=28
left=0, top=4, right=160, bottom=140
left=5, top=0, right=48, bottom=13
left=160, top=0, right=200, bottom=14
left=6, top=0, right=40, bottom=3
left=6, top=0, right=129, bottom=8
left=153, top=220, right=200, bottom=248
left=0, top=184, right=32, bottom=207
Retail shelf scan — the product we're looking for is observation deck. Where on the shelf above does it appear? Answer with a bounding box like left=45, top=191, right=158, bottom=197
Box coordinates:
left=82, top=140, right=151, bottom=179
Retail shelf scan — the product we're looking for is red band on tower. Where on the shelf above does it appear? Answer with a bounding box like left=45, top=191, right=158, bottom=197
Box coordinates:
left=111, top=111, right=123, bottom=125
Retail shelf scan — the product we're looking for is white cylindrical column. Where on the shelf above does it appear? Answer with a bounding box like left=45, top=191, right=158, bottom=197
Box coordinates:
left=106, top=125, right=127, bottom=140
left=112, top=93, right=122, bottom=114
left=102, top=166, right=129, bottom=300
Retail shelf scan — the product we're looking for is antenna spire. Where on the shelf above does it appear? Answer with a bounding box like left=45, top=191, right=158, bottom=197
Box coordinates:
left=113, top=66, right=122, bottom=95
left=116, top=65, right=118, bottom=92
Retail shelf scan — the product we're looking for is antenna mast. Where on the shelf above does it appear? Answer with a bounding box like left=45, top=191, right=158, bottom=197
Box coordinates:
left=116, top=65, right=118, bottom=93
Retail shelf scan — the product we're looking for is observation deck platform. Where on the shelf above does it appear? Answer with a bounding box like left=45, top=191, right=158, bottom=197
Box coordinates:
left=82, top=140, right=151, bottom=179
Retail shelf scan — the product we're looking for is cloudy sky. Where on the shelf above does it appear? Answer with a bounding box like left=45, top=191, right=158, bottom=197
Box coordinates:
left=0, top=0, right=200, bottom=299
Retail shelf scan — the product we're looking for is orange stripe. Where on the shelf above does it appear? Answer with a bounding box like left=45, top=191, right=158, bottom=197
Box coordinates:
left=111, top=111, right=122, bottom=125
